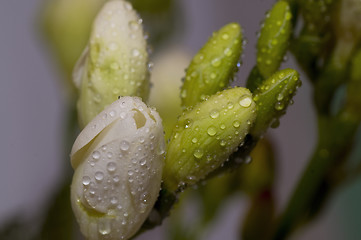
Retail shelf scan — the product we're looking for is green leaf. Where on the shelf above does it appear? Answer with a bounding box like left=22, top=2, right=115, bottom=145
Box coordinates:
left=257, top=1, right=292, bottom=79
left=251, top=69, right=301, bottom=137
left=181, top=23, right=243, bottom=107
left=164, top=87, right=256, bottom=191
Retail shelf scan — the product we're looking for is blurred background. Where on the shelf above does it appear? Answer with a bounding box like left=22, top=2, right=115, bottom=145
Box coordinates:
left=1, top=0, right=361, bottom=239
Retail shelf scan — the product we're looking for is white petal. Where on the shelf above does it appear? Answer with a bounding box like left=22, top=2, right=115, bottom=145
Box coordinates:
left=71, top=96, right=165, bottom=240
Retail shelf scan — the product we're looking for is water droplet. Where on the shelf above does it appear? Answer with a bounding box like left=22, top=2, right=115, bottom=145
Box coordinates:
left=239, top=95, right=252, bottom=107
left=227, top=102, right=234, bottom=109
left=184, top=119, right=192, bottom=129
left=140, top=158, right=146, bottom=166
left=244, top=155, right=252, bottom=164
left=270, top=118, right=280, bottom=128
left=275, top=101, right=284, bottom=111
left=120, top=112, right=127, bottom=119
left=193, top=149, right=204, bottom=159
left=110, top=196, right=118, bottom=205
left=95, top=171, right=104, bottom=181
left=210, top=110, right=219, bottom=119
left=222, top=33, right=229, bottom=40
left=124, top=1, right=133, bottom=10
left=120, top=140, right=130, bottom=151
left=220, top=140, right=226, bottom=146
left=277, top=93, right=284, bottom=101
left=129, top=20, right=139, bottom=31
left=113, top=175, right=120, bottom=183
left=192, top=138, right=198, bottom=144
left=207, top=126, right=217, bottom=136
left=109, top=110, right=115, bottom=117
left=181, top=89, right=187, bottom=98
left=211, top=58, right=221, bottom=67
left=82, top=176, right=91, bottom=186
left=233, top=120, right=240, bottom=128
left=128, top=170, right=134, bottom=176
left=107, top=162, right=117, bottom=172
left=98, top=220, right=111, bottom=235
left=92, top=151, right=100, bottom=160
left=220, top=124, right=226, bottom=130
left=224, top=48, right=232, bottom=56
left=132, top=48, right=140, bottom=57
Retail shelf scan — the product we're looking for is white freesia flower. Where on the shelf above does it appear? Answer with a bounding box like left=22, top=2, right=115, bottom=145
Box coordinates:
left=70, top=97, right=165, bottom=240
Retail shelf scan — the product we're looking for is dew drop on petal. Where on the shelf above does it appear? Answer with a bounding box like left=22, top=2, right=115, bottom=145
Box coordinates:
left=120, top=140, right=130, bottom=151
left=193, top=149, right=204, bottom=159
left=82, top=176, right=91, bottom=186
left=95, top=171, right=104, bottom=181
left=92, top=151, right=100, bottom=160
left=107, top=162, right=117, bottom=172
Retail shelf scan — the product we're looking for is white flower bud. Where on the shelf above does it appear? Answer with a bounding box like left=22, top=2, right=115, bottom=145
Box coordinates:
left=70, top=97, right=165, bottom=240
left=73, top=0, right=150, bottom=128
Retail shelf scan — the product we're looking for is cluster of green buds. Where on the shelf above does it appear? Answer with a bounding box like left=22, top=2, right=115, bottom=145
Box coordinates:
left=65, top=0, right=302, bottom=239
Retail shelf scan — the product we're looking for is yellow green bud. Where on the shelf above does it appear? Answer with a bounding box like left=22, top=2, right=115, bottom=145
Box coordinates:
left=251, top=69, right=301, bottom=137
left=163, top=87, right=257, bottom=192
left=257, top=1, right=292, bottom=79
left=180, top=23, right=243, bottom=107
left=70, top=97, right=165, bottom=240
left=74, top=0, right=150, bottom=128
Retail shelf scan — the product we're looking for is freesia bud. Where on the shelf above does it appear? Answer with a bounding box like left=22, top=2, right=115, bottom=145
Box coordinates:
left=70, top=97, right=165, bottom=240
left=180, top=23, right=243, bottom=107
left=74, top=0, right=150, bottom=128
left=256, top=1, right=292, bottom=79
left=251, top=69, right=301, bottom=137
left=163, top=87, right=257, bottom=191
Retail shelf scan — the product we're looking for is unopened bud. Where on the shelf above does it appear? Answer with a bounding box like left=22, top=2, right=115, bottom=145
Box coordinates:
left=163, top=87, right=257, bottom=191
left=70, top=97, right=165, bottom=240
left=181, top=23, right=243, bottom=107
left=74, top=0, right=149, bottom=128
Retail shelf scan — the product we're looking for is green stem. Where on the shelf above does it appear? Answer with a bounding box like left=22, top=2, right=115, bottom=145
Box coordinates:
left=271, top=113, right=359, bottom=240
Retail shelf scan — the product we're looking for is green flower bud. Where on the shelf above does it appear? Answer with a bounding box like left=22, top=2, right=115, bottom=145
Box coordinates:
left=257, top=1, right=292, bottom=79
left=251, top=69, right=301, bottom=137
left=180, top=23, right=243, bottom=107
left=74, top=0, right=150, bottom=128
left=163, top=87, right=257, bottom=191
left=298, top=0, right=334, bottom=33
left=70, top=97, right=165, bottom=240
left=42, top=0, right=106, bottom=90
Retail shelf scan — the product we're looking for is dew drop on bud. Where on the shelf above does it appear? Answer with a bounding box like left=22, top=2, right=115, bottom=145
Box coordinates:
left=239, top=95, right=252, bottom=107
